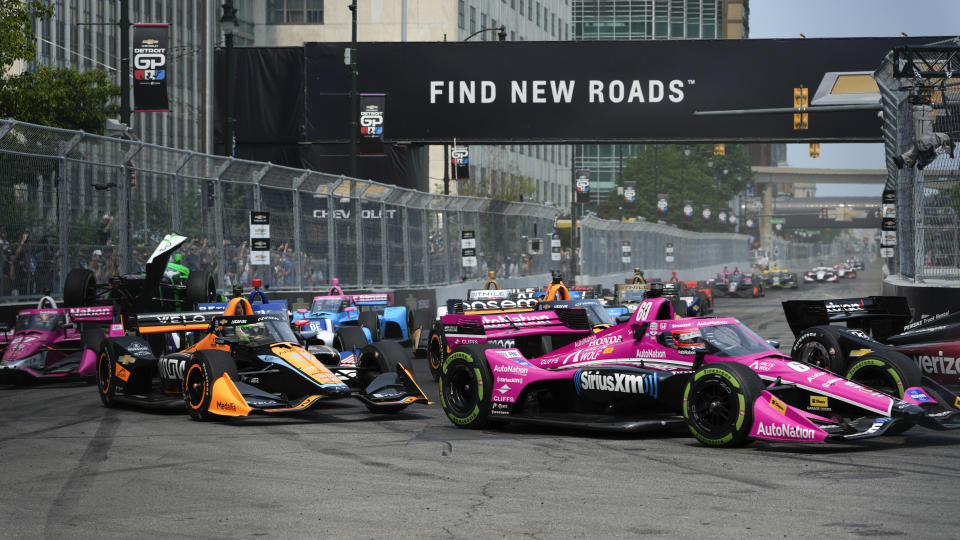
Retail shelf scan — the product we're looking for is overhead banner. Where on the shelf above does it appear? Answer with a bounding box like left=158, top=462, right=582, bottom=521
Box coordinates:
left=451, top=145, right=470, bottom=180
left=133, top=23, right=170, bottom=112
left=657, top=194, right=668, bottom=213
left=302, top=37, right=946, bottom=143
left=359, top=93, right=385, bottom=156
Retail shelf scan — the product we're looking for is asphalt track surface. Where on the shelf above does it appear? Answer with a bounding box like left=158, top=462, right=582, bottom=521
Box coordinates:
left=2, top=263, right=959, bottom=539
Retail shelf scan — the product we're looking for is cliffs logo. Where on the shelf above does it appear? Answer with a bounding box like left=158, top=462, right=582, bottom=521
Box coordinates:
left=755, top=422, right=816, bottom=440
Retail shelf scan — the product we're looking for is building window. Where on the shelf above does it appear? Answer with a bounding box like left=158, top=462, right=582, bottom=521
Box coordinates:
left=510, top=30, right=515, bottom=41
left=511, top=0, right=516, bottom=8
left=519, top=0, right=524, bottom=16
left=267, top=0, right=324, bottom=25
left=527, top=1, right=532, bottom=20
left=535, top=2, right=540, bottom=26
left=481, top=13, right=487, bottom=40
left=469, top=6, right=476, bottom=33
left=458, top=0, right=464, bottom=29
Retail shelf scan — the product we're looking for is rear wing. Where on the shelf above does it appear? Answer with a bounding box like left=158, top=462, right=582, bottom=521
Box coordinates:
left=198, top=300, right=289, bottom=313
left=782, top=297, right=912, bottom=338
left=350, top=293, right=393, bottom=306
left=134, top=311, right=217, bottom=334
left=441, top=308, right=590, bottom=337
left=454, top=289, right=541, bottom=312
left=568, top=285, right=600, bottom=299
left=67, top=306, right=116, bottom=323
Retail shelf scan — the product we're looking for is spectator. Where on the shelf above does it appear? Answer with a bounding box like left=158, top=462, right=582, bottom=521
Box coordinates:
left=98, top=215, right=114, bottom=246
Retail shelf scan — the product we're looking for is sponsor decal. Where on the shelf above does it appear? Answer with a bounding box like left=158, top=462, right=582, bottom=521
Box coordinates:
left=905, top=389, right=934, bottom=403
left=825, top=300, right=865, bottom=313
left=481, top=312, right=550, bottom=325
left=493, top=364, right=528, bottom=376
left=495, top=377, right=523, bottom=384
left=695, top=319, right=726, bottom=327
left=574, top=334, right=623, bottom=348
left=499, top=350, right=523, bottom=359
left=576, top=369, right=658, bottom=397
left=496, top=384, right=511, bottom=394
left=562, top=347, right=606, bottom=365
left=903, top=310, right=950, bottom=331
left=810, top=395, right=829, bottom=408
left=491, top=394, right=515, bottom=403
left=755, top=422, right=816, bottom=440
left=491, top=402, right=510, bottom=415
left=634, top=349, right=667, bottom=359
left=787, top=361, right=811, bottom=373
left=158, top=357, right=187, bottom=380
left=311, top=208, right=399, bottom=220
left=846, top=329, right=872, bottom=341
left=807, top=372, right=825, bottom=383
left=443, top=325, right=457, bottom=332
left=117, top=354, right=136, bottom=365
left=955, top=396, right=960, bottom=410
left=749, top=360, right=775, bottom=372
left=770, top=396, right=787, bottom=414
left=848, top=348, right=872, bottom=357
left=914, top=351, right=960, bottom=375
left=216, top=401, right=238, bottom=412
left=822, top=377, right=842, bottom=387
left=115, top=363, right=131, bottom=382
left=603, top=347, right=614, bottom=354
left=150, top=313, right=207, bottom=324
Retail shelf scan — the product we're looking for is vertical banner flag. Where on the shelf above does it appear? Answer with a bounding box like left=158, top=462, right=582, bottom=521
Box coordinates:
left=702, top=206, right=712, bottom=220
left=461, top=231, right=477, bottom=267
left=621, top=241, right=631, bottom=264
left=133, top=23, right=170, bottom=112
left=718, top=211, right=728, bottom=223
left=665, top=242, right=675, bottom=263
left=881, top=189, right=896, bottom=219
left=250, top=211, right=271, bottom=265
left=551, top=233, right=561, bottom=261
left=451, top=144, right=470, bottom=181
left=623, top=181, right=637, bottom=204
left=359, top=93, right=386, bottom=156
left=657, top=194, right=668, bottom=213
left=880, top=189, right=896, bottom=258
left=683, top=200, right=693, bottom=218
left=575, top=169, right=591, bottom=204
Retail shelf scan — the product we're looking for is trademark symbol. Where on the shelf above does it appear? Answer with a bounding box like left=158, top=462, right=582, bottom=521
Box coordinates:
left=687, top=80, right=696, bottom=85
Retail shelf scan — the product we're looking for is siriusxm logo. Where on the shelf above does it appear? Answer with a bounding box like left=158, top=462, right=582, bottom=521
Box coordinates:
left=575, top=369, right=658, bottom=398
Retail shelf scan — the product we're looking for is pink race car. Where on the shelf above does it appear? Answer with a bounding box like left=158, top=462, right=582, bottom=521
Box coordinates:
left=0, top=297, right=123, bottom=385
left=437, top=286, right=960, bottom=447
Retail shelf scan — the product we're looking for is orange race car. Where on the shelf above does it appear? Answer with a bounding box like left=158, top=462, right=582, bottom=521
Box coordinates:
left=95, top=297, right=429, bottom=420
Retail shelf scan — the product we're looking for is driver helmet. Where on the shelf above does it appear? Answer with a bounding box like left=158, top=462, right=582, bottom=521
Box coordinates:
left=235, top=322, right=268, bottom=343
left=173, top=253, right=183, bottom=263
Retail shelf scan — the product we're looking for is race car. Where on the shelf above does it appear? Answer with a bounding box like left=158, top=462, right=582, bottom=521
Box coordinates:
left=291, top=279, right=414, bottom=348
left=438, top=290, right=960, bottom=446
left=846, top=258, right=865, bottom=271
left=834, top=262, right=857, bottom=279
left=0, top=297, right=123, bottom=385
left=62, top=234, right=219, bottom=315
left=804, top=266, right=838, bottom=283
left=713, top=270, right=764, bottom=298
left=784, top=297, right=960, bottom=391
left=762, top=267, right=799, bottom=289
left=95, top=297, right=430, bottom=419
left=678, top=280, right=713, bottom=315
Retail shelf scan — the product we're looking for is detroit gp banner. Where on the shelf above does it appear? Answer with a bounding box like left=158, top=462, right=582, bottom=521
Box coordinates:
left=133, top=24, right=170, bottom=112
left=359, top=94, right=385, bottom=156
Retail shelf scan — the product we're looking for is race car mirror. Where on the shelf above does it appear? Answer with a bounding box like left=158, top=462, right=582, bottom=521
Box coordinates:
left=766, top=339, right=780, bottom=350
left=616, top=314, right=632, bottom=325
left=294, top=319, right=310, bottom=327
left=632, top=323, right=649, bottom=341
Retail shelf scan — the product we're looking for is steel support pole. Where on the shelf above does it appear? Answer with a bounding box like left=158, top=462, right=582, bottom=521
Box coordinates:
left=380, top=200, right=388, bottom=286
left=292, top=172, right=308, bottom=290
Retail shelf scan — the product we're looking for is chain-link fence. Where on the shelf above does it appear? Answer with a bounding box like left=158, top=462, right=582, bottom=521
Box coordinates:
left=877, top=40, right=960, bottom=282
left=0, top=118, right=784, bottom=302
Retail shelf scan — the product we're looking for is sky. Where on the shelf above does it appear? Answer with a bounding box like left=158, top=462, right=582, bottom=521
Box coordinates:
left=748, top=0, right=960, bottom=196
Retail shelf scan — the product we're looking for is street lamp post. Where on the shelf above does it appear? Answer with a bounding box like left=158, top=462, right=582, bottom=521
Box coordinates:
left=348, top=0, right=358, bottom=177
left=221, top=1, right=237, bottom=157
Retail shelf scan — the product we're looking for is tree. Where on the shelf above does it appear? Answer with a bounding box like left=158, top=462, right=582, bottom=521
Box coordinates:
left=0, top=0, right=53, bottom=72
left=456, top=172, right=537, bottom=202
left=0, top=66, right=120, bottom=133
left=595, top=144, right=753, bottom=232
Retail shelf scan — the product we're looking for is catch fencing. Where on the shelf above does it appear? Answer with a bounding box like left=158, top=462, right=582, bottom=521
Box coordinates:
left=2, top=119, right=761, bottom=302
left=876, top=39, right=960, bottom=282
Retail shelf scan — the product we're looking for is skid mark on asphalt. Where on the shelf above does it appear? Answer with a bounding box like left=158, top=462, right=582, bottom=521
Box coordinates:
left=0, top=416, right=100, bottom=444
left=43, top=411, right=120, bottom=536
left=641, top=454, right=780, bottom=490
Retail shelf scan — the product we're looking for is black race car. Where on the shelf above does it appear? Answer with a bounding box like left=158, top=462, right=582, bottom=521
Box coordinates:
left=63, top=234, right=219, bottom=316
left=784, top=296, right=960, bottom=394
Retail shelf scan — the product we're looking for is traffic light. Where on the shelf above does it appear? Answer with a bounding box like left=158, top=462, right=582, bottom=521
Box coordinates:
left=820, top=207, right=829, bottom=220
left=809, top=143, right=820, bottom=158
left=793, top=86, right=808, bottom=130
left=713, top=144, right=725, bottom=156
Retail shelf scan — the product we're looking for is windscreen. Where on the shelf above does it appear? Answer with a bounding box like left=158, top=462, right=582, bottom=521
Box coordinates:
left=233, top=315, right=299, bottom=344
left=15, top=313, right=63, bottom=332
left=311, top=298, right=346, bottom=313
left=699, top=323, right=774, bottom=358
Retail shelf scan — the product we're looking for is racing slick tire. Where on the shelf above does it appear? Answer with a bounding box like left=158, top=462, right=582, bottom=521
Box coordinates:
left=96, top=341, right=119, bottom=407
left=427, top=329, right=445, bottom=382
left=791, top=326, right=846, bottom=373
left=683, top=361, right=764, bottom=448
left=183, top=350, right=238, bottom=421
left=845, top=349, right=922, bottom=435
left=844, top=349, right=921, bottom=400
left=439, top=344, right=495, bottom=429
left=356, top=340, right=415, bottom=413
left=185, top=272, right=217, bottom=309
left=358, top=311, right=381, bottom=342
left=64, top=268, right=97, bottom=307
left=333, top=326, right=369, bottom=353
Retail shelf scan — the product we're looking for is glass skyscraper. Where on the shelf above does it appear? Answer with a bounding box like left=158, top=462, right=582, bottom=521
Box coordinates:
left=571, top=0, right=748, bottom=202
